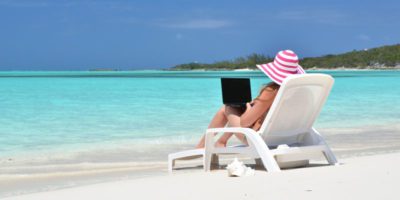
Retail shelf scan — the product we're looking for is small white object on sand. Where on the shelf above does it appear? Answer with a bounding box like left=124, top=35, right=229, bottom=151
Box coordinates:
left=226, top=158, right=255, bottom=177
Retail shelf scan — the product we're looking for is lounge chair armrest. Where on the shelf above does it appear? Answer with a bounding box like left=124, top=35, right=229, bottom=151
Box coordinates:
left=205, top=128, right=258, bottom=146
left=206, top=127, right=257, bottom=136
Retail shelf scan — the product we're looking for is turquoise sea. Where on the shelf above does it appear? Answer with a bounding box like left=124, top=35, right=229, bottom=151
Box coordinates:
left=0, top=70, right=400, bottom=165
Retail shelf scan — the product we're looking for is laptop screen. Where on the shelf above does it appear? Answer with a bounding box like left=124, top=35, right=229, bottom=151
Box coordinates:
left=221, top=78, right=252, bottom=105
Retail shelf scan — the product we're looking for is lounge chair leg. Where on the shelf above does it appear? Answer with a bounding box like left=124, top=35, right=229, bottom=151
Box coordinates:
left=168, top=158, right=175, bottom=173
left=211, top=154, right=219, bottom=170
left=311, top=128, right=339, bottom=165
left=204, top=152, right=211, bottom=171
left=204, top=131, right=215, bottom=172
left=245, top=133, right=281, bottom=172
left=323, top=149, right=338, bottom=165
left=259, top=155, right=280, bottom=172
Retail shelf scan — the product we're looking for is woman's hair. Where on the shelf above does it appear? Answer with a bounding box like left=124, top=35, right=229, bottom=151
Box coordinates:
left=253, top=82, right=280, bottom=101
left=258, top=82, right=280, bottom=94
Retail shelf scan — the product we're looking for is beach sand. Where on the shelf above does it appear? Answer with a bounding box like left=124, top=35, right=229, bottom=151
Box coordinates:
left=4, top=152, right=400, bottom=200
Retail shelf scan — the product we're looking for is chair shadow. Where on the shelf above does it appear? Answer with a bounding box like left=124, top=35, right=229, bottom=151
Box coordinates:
left=173, top=163, right=332, bottom=172
left=173, top=165, right=204, bottom=171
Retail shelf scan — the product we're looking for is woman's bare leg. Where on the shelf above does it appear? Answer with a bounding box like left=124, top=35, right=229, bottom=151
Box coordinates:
left=215, top=106, right=247, bottom=147
left=196, top=106, right=228, bottom=148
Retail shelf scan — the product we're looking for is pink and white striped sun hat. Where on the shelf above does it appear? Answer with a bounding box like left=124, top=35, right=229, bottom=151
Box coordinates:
left=256, top=50, right=306, bottom=85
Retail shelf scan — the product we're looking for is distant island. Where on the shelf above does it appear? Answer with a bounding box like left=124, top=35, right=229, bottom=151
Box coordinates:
left=170, top=44, right=400, bottom=70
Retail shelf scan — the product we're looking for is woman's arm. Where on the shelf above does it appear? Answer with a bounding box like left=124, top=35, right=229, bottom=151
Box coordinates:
left=240, top=87, right=278, bottom=127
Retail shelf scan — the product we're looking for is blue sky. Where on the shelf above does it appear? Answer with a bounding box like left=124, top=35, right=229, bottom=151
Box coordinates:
left=0, top=0, right=399, bottom=70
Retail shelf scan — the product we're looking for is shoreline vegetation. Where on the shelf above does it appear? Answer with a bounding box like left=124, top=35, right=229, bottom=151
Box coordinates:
left=169, top=44, right=400, bottom=71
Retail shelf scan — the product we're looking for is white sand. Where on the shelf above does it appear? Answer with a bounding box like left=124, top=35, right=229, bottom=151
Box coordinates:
left=5, top=152, right=400, bottom=200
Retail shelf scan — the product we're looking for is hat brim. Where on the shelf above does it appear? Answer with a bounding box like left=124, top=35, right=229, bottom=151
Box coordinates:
left=256, top=62, right=306, bottom=85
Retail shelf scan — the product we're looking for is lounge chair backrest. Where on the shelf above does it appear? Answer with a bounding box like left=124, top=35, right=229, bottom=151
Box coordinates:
left=258, top=74, right=334, bottom=146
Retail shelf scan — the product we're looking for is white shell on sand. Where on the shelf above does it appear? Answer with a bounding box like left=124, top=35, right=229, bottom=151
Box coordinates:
left=226, top=158, right=255, bottom=177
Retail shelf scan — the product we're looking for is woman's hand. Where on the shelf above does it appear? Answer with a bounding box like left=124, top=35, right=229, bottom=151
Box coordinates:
left=246, top=102, right=252, bottom=111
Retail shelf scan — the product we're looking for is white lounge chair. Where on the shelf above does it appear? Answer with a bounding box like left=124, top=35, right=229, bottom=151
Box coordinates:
left=168, top=74, right=338, bottom=172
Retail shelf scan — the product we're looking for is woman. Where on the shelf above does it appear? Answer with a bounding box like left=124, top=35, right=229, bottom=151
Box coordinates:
left=196, top=50, right=306, bottom=148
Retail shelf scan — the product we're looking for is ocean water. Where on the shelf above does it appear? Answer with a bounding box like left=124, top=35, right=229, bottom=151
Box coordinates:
left=0, top=70, right=400, bottom=164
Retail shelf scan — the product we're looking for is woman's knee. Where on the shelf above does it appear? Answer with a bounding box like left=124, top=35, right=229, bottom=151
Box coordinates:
left=218, top=105, right=226, bottom=115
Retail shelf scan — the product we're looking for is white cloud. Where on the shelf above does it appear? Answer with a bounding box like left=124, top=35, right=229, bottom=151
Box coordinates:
left=157, top=19, right=233, bottom=29
left=357, top=34, right=371, bottom=41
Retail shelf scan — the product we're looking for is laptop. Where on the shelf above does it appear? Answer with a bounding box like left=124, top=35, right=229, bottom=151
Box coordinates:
left=221, top=78, right=252, bottom=107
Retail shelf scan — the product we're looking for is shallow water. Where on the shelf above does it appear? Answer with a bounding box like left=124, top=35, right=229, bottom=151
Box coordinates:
left=0, top=70, right=399, bottom=164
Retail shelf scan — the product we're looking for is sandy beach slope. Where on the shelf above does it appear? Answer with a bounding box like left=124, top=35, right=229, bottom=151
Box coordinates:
left=5, top=152, right=400, bottom=200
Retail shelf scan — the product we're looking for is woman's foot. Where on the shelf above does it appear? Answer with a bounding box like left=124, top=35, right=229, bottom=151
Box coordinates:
left=215, top=140, right=227, bottom=148
left=195, top=142, right=205, bottom=149
left=195, top=136, right=205, bottom=149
